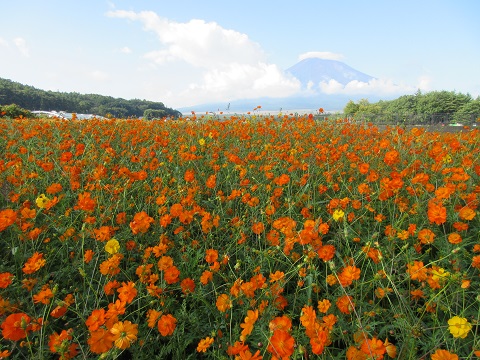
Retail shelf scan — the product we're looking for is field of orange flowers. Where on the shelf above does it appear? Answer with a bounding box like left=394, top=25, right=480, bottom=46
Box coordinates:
left=0, top=114, right=479, bottom=359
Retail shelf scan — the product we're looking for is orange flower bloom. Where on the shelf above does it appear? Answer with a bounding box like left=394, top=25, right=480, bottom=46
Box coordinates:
left=336, top=295, right=355, bottom=314
left=310, top=329, right=328, bottom=355
left=251, top=222, right=265, bottom=235
left=240, top=309, right=259, bottom=341
left=0, top=272, right=13, bottom=288
left=418, top=228, right=435, bottom=244
left=0, top=209, right=17, bottom=232
left=360, top=337, right=386, bottom=359
left=407, top=261, right=428, bottom=281
left=74, top=192, right=96, bottom=212
left=22, top=252, right=46, bottom=274
left=33, top=285, right=54, bottom=304
left=1, top=312, right=32, bottom=341
left=180, top=277, right=196, bottom=294
left=87, top=328, right=114, bottom=354
left=48, top=328, right=75, bottom=355
left=317, top=299, right=331, bottom=313
left=85, top=309, right=106, bottom=331
left=117, top=281, right=137, bottom=304
left=110, top=320, right=138, bottom=349
left=205, top=249, right=219, bottom=263
left=147, top=309, right=162, bottom=328
left=197, top=336, right=214, bottom=353
left=129, top=211, right=154, bottom=234
left=317, top=244, right=336, bottom=262
left=46, top=183, right=63, bottom=194
left=458, top=206, right=476, bottom=220
left=447, top=232, right=462, bottom=244
left=267, top=329, right=295, bottom=358
left=157, top=314, right=177, bottom=336
left=216, top=294, right=232, bottom=312
left=84, top=249, right=94, bottom=264
left=430, top=349, right=459, bottom=360
left=200, top=270, right=213, bottom=285
left=338, top=265, right=361, bottom=287
left=269, top=315, right=292, bottom=332
left=427, top=200, right=447, bottom=225
left=164, top=265, right=180, bottom=284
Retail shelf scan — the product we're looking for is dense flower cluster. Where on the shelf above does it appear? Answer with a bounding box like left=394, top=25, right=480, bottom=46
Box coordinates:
left=0, top=114, right=478, bottom=358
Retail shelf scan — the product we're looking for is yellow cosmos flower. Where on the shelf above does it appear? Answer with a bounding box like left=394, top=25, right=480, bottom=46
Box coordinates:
left=105, top=239, right=120, bottom=255
left=431, top=268, right=450, bottom=282
left=448, top=316, right=472, bottom=338
left=332, top=209, right=345, bottom=222
left=198, top=138, right=206, bottom=146
left=35, top=194, right=50, bottom=209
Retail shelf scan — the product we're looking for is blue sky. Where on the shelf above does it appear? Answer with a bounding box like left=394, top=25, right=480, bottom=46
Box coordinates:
left=1, top=0, right=479, bottom=109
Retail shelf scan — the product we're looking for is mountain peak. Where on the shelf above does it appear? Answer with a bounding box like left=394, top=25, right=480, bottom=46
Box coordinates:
left=286, top=58, right=375, bottom=88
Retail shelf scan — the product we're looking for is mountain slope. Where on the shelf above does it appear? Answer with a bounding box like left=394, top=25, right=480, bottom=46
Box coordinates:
left=286, top=58, right=375, bottom=88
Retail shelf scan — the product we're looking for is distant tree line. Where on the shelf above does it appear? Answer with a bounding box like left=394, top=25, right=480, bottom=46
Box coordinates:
left=0, top=77, right=182, bottom=119
left=343, top=90, right=480, bottom=124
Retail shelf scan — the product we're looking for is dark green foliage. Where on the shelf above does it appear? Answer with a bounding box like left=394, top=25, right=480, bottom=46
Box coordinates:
left=0, top=103, right=32, bottom=118
left=0, top=77, right=182, bottom=118
left=343, top=90, right=479, bottom=123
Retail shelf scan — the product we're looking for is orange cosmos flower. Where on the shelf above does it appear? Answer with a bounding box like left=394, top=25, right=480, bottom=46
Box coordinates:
left=458, top=206, right=476, bottom=220
left=129, top=211, right=154, bottom=234
left=427, top=200, right=447, bottom=225
left=22, top=252, right=46, bottom=274
left=206, top=174, right=217, bottom=189
left=317, top=299, right=331, bottom=313
left=87, top=328, right=114, bottom=354
left=146, top=309, right=162, bottom=328
left=0, top=272, right=13, bottom=288
left=164, top=265, right=180, bottom=284
left=205, top=249, right=219, bottom=263
left=336, top=295, right=355, bottom=315
left=447, top=232, right=462, bottom=244
left=48, top=329, right=76, bottom=356
left=197, top=336, right=214, bottom=353
left=269, top=316, right=292, bottom=332
left=240, top=309, right=259, bottom=341
left=0, top=209, right=17, bottom=232
left=383, top=150, right=399, bottom=166
left=46, top=183, right=63, bottom=194
left=216, top=294, right=232, bottom=312
left=1, top=312, right=32, bottom=341
left=251, top=222, right=265, bottom=235
left=184, top=169, right=195, bottom=182
left=200, top=270, right=213, bottom=285
left=157, top=314, right=177, bottom=336
left=338, top=265, right=361, bottom=287
left=180, top=277, right=196, bottom=294
left=317, top=244, right=335, bottom=261
left=110, top=320, right=138, bottom=350
left=430, top=349, right=459, bottom=360
left=117, top=281, right=137, bottom=304
left=418, top=228, right=435, bottom=244
left=74, top=192, right=96, bottom=212
left=267, top=329, right=295, bottom=358
left=360, top=337, right=386, bottom=359
left=407, top=261, right=428, bottom=281
left=85, top=309, right=106, bottom=331
left=33, top=286, right=54, bottom=304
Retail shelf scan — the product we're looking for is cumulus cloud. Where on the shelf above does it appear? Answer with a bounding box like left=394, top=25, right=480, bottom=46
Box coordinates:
left=120, top=46, right=132, bottom=54
left=299, top=51, right=345, bottom=61
left=13, top=37, right=29, bottom=57
left=318, top=78, right=418, bottom=95
left=106, top=10, right=300, bottom=103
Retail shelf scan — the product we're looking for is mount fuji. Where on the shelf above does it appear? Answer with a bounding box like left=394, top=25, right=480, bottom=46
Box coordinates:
left=179, top=58, right=385, bottom=113
left=286, top=58, right=375, bottom=88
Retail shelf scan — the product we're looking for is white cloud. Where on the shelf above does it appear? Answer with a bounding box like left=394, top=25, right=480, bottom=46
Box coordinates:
left=13, top=37, right=29, bottom=57
left=120, top=46, right=132, bottom=54
left=106, top=10, right=300, bottom=104
left=299, top=51, right=345, bottom=61
left=318, top=77, right=418, bottom=95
